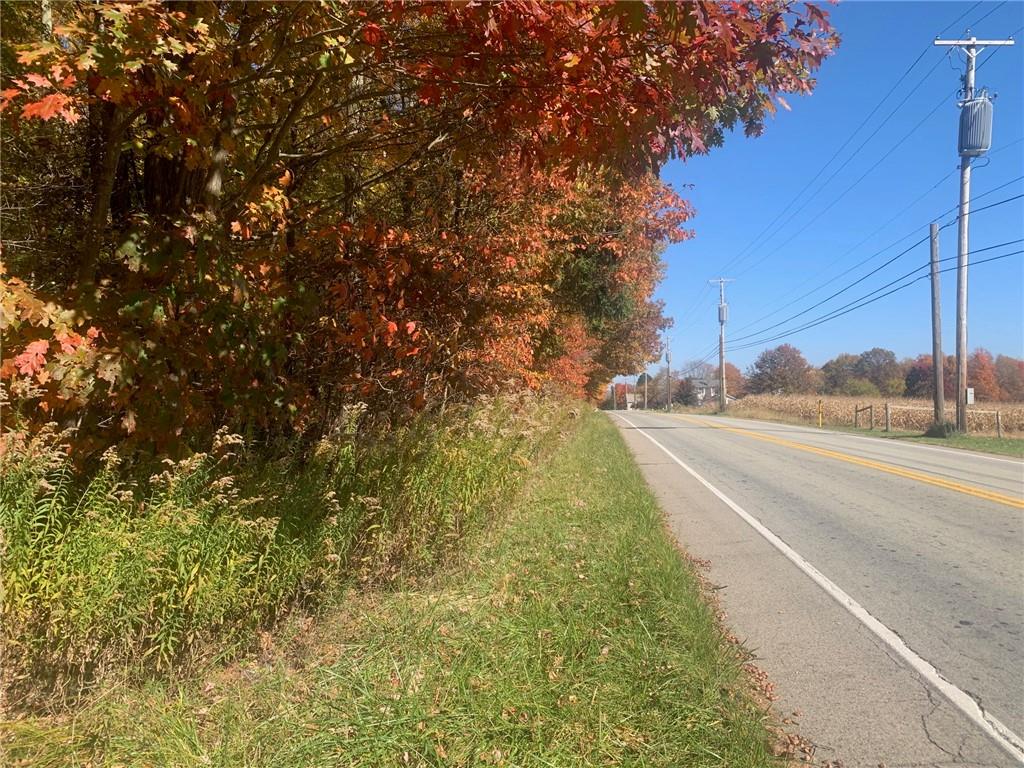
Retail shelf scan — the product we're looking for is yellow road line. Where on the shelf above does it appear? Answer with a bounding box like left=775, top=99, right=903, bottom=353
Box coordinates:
left=676, top=415, right=1024, bottom=510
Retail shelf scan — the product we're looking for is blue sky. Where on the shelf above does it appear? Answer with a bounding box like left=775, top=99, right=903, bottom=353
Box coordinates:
left=648, top=0, right=1024, bottom=379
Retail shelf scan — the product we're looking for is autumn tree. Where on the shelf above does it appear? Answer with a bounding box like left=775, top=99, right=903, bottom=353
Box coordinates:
left=714, top=362, right=747, bottom=398
left=676, top=378, right=698, bottom=407
left=968, top=349, right=1002, bottom=401
left=746, top=344, right=814, bottom=394
left=821, top=353, right=858, bottom=395
left=1, top=1, right=836, bottom=453
left=854, top=348, right=904, bottom=396
left=995, top=355, right=1024, bottom=401
left=903, top=355, right=935, bottom=398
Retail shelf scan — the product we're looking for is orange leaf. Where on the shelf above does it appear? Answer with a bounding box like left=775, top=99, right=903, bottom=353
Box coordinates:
left=21, top=92, right=79, bottom=123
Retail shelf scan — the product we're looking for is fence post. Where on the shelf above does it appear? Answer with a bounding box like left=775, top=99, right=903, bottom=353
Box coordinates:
left=869, top=405, right=874, bottom=430
left=996, top=410, right=1002, bottom=439
left=885, top=402, right=891, bottom=432
left=854, top=406, right=859, bottom=429
left=818, top=399, right=823, bottom=429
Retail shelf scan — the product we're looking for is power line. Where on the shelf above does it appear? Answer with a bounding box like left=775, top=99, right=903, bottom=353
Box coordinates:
left=728, top=193, right=1023, bottom=346
left=729, top=248, right=1023, bottom=353
left=721, top=52, right=947, bottom=278
left=976, top=25, right=1023, bottom=73
left=969, top=1, right=1009, bottom=30
left=709, top=1, right=980, bottom=281
left=719, top=0, right=1006, bottom=281
left=730, top=171, right=1024, bottom=335
left=938, top=2, right=985, bottom=36
left=733, top=76, right=957, bottom=280
left=724, top=23, right=1019, bottom=283
left=673, top=282, right=715, bottom=330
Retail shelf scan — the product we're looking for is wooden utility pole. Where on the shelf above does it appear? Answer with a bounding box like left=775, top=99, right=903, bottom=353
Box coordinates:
left=929, top=222, right=945, bottom=427
left=933, top=35, right=1015, bottom=431
left=665, top=349, right=671, bottom=412
left=709, top=278, right=734, bottom=412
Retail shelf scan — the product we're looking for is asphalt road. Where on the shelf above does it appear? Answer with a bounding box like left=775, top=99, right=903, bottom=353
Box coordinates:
left=613, top=410, right=1024, bottom=767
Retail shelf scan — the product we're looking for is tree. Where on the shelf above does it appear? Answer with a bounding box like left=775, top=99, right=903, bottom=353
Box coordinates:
left=677, top=359, right=714, bottom=382
left=0, top=1, right=836, bottom=453
left=714, top=362, right=746, bottom=398
left=675, top=378, right=698, bottom=407
left=613, top=382, right=631, bottom=410
left=644, top=366, right=685, bottom=409
left=995, top=355, right=1024, bottom=401
left=968, top=349, right=1002, bottom=401
left=843, top=378, right=880, bottom=397
left=904, top=355, right=934, bottom=398
left=854, top=348, right=904, bottom=396
left=746, top=344, right=814, bottom=394
left=821, top=353, right=858, bottom=394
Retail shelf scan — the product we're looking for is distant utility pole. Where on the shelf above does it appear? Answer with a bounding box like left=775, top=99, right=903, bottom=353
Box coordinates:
left=709, top=278, right=734, bottom=412
left=665, top=347, right=671, bottom=412
left=933, top=34, right=1014, bottom=432
left=643, top=372, right=648, bottom=410
left=929, top=223, right=945, bottom=427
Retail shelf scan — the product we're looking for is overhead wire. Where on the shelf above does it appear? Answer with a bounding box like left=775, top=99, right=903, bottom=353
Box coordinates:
left=717, top=50, right=944, bottom=278
left=937, top=1, right=985, bottom=36
left=731, top=68, right=957, bottom=280
left=671, top=6, right=1020, bottom=373
left=709, top=8, right=1017, bottom=285
left=707, top=0, right=981, bottom=281
left=729, top=247, right=1023, bottom=353
left=727, top=193, right=1024, bottom=346
left=967, top=1, right=1009, bottom=30
left=726, top=22, right=1021, bottom=286
left=729, top=170, right=1024, bottom=335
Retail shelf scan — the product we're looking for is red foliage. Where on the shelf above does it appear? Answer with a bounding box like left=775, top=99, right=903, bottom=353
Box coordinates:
left=0, top=1, right=835, bottom=453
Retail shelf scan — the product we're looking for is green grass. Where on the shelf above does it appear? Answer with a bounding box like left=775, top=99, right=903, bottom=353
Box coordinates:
left=1, top=396, right=570, bottom=711
left=714, top=407, right=1024, bottom=458
left=878, top=431, right=1024, bottom=457
left=3, top=411, right=781, bottom=767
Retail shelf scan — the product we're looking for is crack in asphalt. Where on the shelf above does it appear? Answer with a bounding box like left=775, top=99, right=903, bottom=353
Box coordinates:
left=921, top=691, right=960, bottom=761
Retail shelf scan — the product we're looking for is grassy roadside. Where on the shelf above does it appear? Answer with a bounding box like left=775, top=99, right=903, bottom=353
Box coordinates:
left=1, top=396, right=570, bottom=712
left=4, top=410, right=782, bottom=767
left=704, top=407, right=1024, bottom=458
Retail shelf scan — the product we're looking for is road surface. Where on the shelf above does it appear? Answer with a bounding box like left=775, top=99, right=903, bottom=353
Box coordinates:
left=613, top=410, right=1024, bottom=767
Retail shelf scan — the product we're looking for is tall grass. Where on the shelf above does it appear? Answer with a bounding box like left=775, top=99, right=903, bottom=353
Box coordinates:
left=1, top=395, right=570, bottom=712
left=4, top=410, right=781, bottom=768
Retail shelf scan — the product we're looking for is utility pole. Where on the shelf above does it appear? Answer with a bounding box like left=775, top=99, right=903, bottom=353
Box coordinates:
left=709, top=278, right=734, bottom=412
left=929, top=223, right=945, bottom=428
left=934, top=34, right=1014, bottom=432
left=643, top=373, right=648, bottom=410
left=664, top=345, right=672, bottom=412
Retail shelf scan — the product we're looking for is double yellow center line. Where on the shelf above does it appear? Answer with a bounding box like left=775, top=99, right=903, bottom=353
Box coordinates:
left=676, top=415, right=1024, bottom=510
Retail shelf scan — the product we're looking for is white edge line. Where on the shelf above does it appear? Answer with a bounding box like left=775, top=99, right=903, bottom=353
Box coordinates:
left=613, top=412, right=1024, bottom=763
left=707, top=413, right=1024, bottom=466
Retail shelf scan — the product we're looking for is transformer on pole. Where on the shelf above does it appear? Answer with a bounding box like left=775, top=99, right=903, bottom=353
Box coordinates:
left=709, top=278, right=734, bottom=412
left=932, top=34, right=1014, bottom=432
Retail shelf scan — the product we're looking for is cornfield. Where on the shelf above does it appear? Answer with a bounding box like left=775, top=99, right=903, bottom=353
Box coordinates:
left=730, top=394, right=1024, bottom=435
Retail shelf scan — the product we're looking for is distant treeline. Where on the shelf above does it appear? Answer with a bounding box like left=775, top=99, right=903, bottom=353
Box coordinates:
left=627, top=345, right=1024, bottom=407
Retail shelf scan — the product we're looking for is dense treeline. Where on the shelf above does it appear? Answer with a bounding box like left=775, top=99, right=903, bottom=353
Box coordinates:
left=0, top=1, right=834, bottom=456
left=632, top=345, right=1024, bottom=406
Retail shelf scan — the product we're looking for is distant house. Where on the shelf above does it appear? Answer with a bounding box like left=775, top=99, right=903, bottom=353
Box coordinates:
left=688, top=378, right=718, bottom=404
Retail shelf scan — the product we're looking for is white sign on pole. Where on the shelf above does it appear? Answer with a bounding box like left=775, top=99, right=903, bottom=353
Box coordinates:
left=965, top=387, right=975, bottom=405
